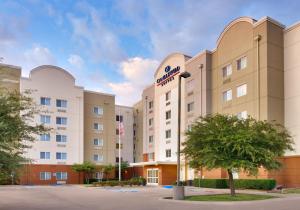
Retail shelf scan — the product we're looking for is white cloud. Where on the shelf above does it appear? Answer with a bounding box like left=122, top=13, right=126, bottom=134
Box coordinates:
left=116, top=0, right=245, bottom=59
left=68, top=54, right=84, bottom=68
left=120, top=57, right=159, bottom=86
left=108, top=57, right=159, bottom=105
left=67, top=3, right=125, bottom=63
left=24, top=45, right=56, bottom=67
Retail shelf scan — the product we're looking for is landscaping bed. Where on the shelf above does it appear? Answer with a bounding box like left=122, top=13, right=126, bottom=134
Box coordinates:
left=92, top=177, right=146, bottom=187
left=184, top=193, right=276, bottom=201
left=193, top=179, right=276, bottom=190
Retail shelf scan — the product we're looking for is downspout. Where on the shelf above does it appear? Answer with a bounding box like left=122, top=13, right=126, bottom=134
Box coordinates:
left=255, top=35, right=261, bottom=120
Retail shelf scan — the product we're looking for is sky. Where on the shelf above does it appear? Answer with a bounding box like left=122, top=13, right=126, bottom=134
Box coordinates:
left=1, top=0, right=300, bottom=106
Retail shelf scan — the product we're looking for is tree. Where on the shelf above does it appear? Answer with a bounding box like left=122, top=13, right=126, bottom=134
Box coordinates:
left=182, top=114, right=294, bottom=196
left=102, top=164, right=114, bottom=179
left=72, top=161, right=96, bottom=184
left=0, top=90, right=48, bottom=184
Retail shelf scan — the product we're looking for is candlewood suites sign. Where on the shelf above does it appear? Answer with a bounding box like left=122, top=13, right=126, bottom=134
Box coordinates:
left=156, top=65, right=180, bottom=87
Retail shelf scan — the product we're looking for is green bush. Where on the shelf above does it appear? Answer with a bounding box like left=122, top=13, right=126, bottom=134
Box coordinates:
left=193, top=179, right=276, bottom=190
left=92, top=177, right=147, bottom=187
left=233, top=179, right=276, bottom=190
left=130, top=177, right=147, bottom=186
left=193, top=179, right=228, bottom=188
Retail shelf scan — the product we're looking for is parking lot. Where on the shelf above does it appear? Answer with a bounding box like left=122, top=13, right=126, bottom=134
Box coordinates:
left=0, top=185, right=300, bottom=210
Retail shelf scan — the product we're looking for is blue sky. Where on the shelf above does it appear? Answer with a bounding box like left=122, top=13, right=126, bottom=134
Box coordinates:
left=1, top=0, right=300, bottom=105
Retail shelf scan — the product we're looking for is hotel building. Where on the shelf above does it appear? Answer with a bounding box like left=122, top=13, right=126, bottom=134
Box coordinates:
left=115, top=105, right=134, bottom=164
left=1, top=16, right=300, bottom=187
left=131, top=16, right=300, bottom=187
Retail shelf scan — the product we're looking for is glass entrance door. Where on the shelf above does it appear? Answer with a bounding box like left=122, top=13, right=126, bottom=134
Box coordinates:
left=147, top=168, right=159, bottom=185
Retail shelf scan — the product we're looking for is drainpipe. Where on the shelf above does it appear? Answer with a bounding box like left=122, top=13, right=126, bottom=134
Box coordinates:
left=145, top=96, right=148, bottom=160
left=254, top=35, right=261, bottom=120
left=199, top=64, right=204, bottom=116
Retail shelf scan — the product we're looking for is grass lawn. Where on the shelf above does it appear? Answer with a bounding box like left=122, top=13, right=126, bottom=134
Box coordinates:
left=185, top=193, right=275, bottom=201
left=283, top=188, right=300, bottom=194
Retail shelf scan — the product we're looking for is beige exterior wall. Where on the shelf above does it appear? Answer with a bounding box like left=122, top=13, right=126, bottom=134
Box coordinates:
left=0, top=63, right=21, bottom=92
left=142, top=84, right=155, bottom=160
left=133, top=100, right=143, bottom=163
left=83, top=91, right=115, bottom=165
left=115, top=105, right=134, bottom=163
left=211, top=17, right=284, bottom=125
left=20, top=65, right=84, bottom=165
left=284, top=23, right=300, bottom=155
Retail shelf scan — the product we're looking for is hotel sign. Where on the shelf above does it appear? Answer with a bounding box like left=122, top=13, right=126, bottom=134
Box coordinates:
left=156, top=65, right=180, bottom=87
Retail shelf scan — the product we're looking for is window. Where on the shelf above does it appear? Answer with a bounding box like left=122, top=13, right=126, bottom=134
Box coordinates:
left=149, top=118, right=153, bottom=126
left=93, top=154, right=103, bottom=162
left=40, top=97, right=50, bottom=106
left=56, top=99, right=67, bottom=108
left=116, top=143, right=123, bottom=149
left=40, top=115, right=50, bottom=124
left=93, top=123, right=103, bottom=131
left=237, top=84, right=247, bottom=97
left=166, top=149, right=171, bottom=158
left=186, top=79, right=195, bottom=93
left=40, top=152, right=50, bottom=160
left=56, top=117, right=67, bottom=125
left=237, top=56, right=247, bottom=70
left=40, top=134, right=50, bottom=141
left=237, top=111, right=248, bottom=119
left=40, top=172, right=51, bottom=180
left=56, top=172, right=67, bottom=180
left=222, top=64, right=232, bottom=77
left=187, top=124, right=192, bottom=131
left=148, top=153, right=154, bottom=161
left=166, top=91, right=171, bottom=101
left=93, top=106, right=103, bottom=115
left=116, top=157, right=123, bottom=163
left=187, top=102, right=194, bottom=112
left=56, top=135, right=67, bottom=143
left=165, top=129, right=171, bottom=139
left=223, top=89, right=232, bottom=102
left=116, top=129, right=119, bottom=135
left=166, top=110, right=171, bottom=120
left=149, top=101, right=153, bottom=109
left=116, top=115, right=123, bottom=122
left=56, top=152, right=67, bottom=160
left=149, top=135, right=154, bottom=143
left=93, top=138, right=103, bottom=146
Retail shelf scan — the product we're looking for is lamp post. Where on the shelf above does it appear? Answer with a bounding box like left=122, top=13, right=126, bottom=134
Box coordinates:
left=174, top=71, right=191, bottom=200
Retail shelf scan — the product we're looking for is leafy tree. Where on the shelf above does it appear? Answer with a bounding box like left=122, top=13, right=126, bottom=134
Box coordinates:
left=115, top=161, right=129, bottom=172
left=0, top=90, right=48, bottom=184
left=72, top=161, right=96, bottom=184
left=182, top=114, right=294, bottom=196
left=102, top=164, right=114, bottom=179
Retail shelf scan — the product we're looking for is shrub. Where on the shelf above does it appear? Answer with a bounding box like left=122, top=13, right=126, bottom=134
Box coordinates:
left=233, top=179, right=276, bottom=190
left=130, top=177, right=147, bottom=186
left=193, top=179, right=276, bottom=190
left=92, top=177, right=147, bottom=187
left=193, top=179, right=228, bottom=188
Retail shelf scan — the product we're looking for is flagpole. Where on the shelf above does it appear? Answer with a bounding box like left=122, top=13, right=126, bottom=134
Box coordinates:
left=118, top=108, right=121, bottom=181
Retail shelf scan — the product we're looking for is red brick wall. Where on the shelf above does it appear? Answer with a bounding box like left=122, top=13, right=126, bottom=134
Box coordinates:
left=19, top=164, right=83, bottom=185
left=268, top=156, right=300, bottom=187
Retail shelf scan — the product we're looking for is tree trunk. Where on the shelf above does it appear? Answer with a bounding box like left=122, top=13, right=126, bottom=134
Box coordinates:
left=227, top=169, right=236, bottom=196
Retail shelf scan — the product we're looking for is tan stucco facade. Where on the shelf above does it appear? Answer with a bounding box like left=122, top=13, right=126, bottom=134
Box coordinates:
left=133, top=100, right=143, bottom=163
left=0, top=63, right=21, bottom=92
left=83, top=91, right=116, bottom=165
left=211, top=17, right=284, bottom=124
